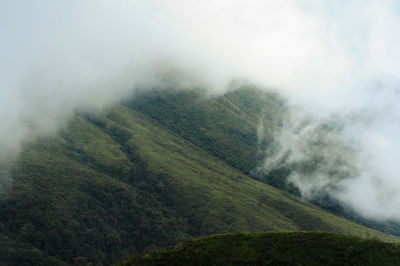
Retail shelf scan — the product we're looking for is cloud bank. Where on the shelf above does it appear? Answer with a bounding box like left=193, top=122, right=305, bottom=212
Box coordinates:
left=2, top=0, right=400, bottom=219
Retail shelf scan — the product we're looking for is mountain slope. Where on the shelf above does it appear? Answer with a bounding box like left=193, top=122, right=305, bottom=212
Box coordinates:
left=126, top=86, right=300, bottom=194
left=0, top=88, right=398, bottom=265
left=125, top=87, right=283, bottom=174
left=127, top=87, right=400, bottom=234
left=119, top=232, right=400, bottom=266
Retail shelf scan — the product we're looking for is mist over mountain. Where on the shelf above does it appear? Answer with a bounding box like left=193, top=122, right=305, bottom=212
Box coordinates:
left=259, top=80, right=400, bottom=220
left=3, top=0, right=400, bottom=231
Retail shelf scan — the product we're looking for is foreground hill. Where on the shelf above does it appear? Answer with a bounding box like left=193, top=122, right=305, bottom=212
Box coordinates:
left=0, top=87, right=398, bottom=265
left=119, top=232, right=400, bottom=266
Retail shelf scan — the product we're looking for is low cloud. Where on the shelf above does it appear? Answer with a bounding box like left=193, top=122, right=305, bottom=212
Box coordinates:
left=260, top=78, right=400, bottom=220
left=2, top=1, right=400, bottom=219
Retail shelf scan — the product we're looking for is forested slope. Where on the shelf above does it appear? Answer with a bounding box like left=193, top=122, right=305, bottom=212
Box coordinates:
left=0, top=88, right=397, bottom=265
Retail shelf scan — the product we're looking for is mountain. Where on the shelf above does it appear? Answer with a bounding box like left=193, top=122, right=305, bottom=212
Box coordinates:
left=118, top=232, right=400, bottom=266
left=0, top=87, right=397, bottom=265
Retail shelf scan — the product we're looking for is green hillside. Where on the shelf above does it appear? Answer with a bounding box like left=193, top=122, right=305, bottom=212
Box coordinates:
left=0, top=87, right=398, bottom=265
left=119, top=232, right=400, bottom=266
left=125, top=87, right=283, bottom=174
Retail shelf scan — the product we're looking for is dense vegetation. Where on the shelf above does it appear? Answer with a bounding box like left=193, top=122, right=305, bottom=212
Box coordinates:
left=0, top=87, right=398, bottom=265
left=119, top=232, right=400, bottom=266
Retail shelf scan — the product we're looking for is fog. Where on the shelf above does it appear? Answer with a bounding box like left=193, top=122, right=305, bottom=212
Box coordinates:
left=2, top=0, right=400, bottom=219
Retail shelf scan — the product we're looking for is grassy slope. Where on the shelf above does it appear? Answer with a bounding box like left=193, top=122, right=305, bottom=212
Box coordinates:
left=106, top=106, right=397, bottom=239
left=119, top=232, right=400, bottom=266
left=126, top=87, right=299, bottom=193
left=128, top=87, right=400, bottom=233
left=126, top=87, right=283, bottom=174
left=0, top=88, right=398, bottom=265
